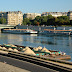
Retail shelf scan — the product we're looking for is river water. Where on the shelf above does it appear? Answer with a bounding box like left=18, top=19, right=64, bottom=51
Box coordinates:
left=0, top=33, right=72, bottom=62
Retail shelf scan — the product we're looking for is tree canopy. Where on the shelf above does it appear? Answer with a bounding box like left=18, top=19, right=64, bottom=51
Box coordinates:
left=22, top=15, right=70, bottom=26
left=0, top=17, right=6, bottom=24
left=22, top=18, right=31, bottom=25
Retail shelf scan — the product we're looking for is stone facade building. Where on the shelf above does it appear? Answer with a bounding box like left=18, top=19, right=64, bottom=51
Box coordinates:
left=67, top=11, right=72, bottom=20
left=23, top=13, right=41, bottom=19
left=0, top=11, right=23, bottom=25
left=41, top=12, right=67, bottom=17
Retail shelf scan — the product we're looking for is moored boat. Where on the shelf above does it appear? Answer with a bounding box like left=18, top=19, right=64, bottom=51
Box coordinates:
left=39, top=29, right=72, bottom=36
left=0, top=43, right=71, bottom=60
left=2, top=44, right=66, bottom=55
left=1, top=29, right=38, bottom=34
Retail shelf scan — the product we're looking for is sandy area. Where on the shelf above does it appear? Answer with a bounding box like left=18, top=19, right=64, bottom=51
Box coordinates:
left=0, top=62, right=30, bottom=72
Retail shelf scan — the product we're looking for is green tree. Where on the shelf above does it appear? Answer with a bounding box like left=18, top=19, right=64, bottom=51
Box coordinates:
left=0, top=17, right=6, bottom=24
left=33, top=20, right=37, bottom=25
left=70, top=20, right=72, bottom=25
left=36, top=22, right=40, bottom=26
left=34, top=16, right=41, bottom=24
left=47, top=15, right=55, bottom=25
left=57, top=16, right=70, bottom=25
left=47, top=15, right=54, bottom=19
left=23, top=15, right=70, bottom=26
left=41, top=16, right=48, bottom=25
left=22, top=18, right=31, bottom=25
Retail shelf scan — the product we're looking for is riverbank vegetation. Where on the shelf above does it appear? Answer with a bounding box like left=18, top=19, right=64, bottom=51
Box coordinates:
left=22, top=15, right=72, bottom=26
left=0, top=17, right=6, bottom=24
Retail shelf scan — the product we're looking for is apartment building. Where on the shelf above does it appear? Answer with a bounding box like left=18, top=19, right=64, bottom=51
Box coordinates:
left=41, top=12, right=67, bottom=17
left=23, top=13, right=41, bottom=19
left=0, top=11, right=23, bottom=25
left=67, top=11, right=72, bottom=20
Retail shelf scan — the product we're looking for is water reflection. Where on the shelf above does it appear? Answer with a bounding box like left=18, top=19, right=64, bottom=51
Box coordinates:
left=29, top=34, right=38, bottom=36
left=0, top=33, right=72, bottom=61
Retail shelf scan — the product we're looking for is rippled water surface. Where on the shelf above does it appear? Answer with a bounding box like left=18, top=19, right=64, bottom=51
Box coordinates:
left=0, top=33, right=72, bottom=61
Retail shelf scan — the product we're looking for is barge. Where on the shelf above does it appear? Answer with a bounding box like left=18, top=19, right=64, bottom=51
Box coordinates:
left=1, top=29, right=38, bottom=34
left=39, top=29, right=72, bottom=36
left=0, top=44, right=71, bottom=60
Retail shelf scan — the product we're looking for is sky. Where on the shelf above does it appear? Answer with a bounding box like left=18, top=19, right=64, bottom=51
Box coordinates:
left=0, top=0, right=72, bottom=14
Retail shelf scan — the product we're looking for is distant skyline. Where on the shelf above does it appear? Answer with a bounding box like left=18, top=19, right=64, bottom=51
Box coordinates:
left=0, top=0, right=72, bottom=13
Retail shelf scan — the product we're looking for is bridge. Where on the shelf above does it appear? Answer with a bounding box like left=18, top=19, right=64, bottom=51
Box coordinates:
left=0, top=24, right=16, bottom=29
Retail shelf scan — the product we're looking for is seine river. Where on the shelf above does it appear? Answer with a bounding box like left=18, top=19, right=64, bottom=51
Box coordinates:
left=0, top=33, right=72, bottom=62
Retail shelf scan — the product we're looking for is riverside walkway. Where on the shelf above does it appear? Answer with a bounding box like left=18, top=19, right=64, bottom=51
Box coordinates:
left=0, top=55, right=57, bottom=72
left=0, top=49, right=72, bottom=72
left=0, top=61, right=30, bottom=72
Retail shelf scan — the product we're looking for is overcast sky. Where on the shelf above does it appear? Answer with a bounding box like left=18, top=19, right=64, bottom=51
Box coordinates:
left=0, top=0, right=72, bottom=13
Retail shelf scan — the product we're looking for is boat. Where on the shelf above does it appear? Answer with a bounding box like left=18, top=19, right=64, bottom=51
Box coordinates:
left=1, top=29, right=38, bottom=34
left=2, top=44, right=65, bottom=55
left=39, top=29, right=72, bottom=36
left=1, top=44, right=71, bottom=60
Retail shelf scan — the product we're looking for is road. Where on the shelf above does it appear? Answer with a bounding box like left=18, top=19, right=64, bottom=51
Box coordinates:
left=0, top=55, right=58, bottom=72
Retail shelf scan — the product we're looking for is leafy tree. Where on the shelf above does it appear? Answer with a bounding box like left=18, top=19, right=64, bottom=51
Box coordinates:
left=54, top=17, right=59, bottom=26
left=33, top=20, right=37, bottom=25
left=57, top=16, right=70, bottom=25
left=47, top=15, right=55, bottom=25
left=47, top=15, right=54, bottom=19
left=34, top=16, right=41, bottom=24
left=36, top=22, right=40, bottom=26
left=0, top=17, right=6, bottom=24
left=41, top=16, right=48, bottom=25
left=22, top=15, right=70, bottom=26
left=70, top=20, right=72, bottom=25
left=22, top=18, right=31, bottom=25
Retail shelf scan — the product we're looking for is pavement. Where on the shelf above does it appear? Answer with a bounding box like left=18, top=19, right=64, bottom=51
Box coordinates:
left=0, top=55, right=58, bottom=72
left=0, top=61, right=30, bottom=72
